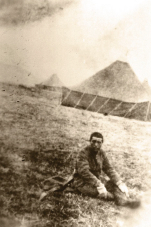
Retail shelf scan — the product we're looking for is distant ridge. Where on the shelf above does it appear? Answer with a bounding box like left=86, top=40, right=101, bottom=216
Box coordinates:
left=73, top=60, right=149, bottom=102
left=40, top=74, right=64, bottom=87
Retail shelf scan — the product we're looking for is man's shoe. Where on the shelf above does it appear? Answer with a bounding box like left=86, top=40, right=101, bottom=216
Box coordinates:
left=116, top=198, right=141, bottom=209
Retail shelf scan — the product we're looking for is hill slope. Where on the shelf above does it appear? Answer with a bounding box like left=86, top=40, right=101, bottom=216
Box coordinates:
left=0, top=82, right=151, bottom=226
left=73, top=61, right=149, bottom=102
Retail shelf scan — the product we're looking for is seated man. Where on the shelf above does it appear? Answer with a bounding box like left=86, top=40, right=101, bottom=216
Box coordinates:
left=72, top=132, right=140, bottom=208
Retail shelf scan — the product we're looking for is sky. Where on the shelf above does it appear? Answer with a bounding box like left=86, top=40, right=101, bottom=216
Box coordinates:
left=0, top=0, right=151, bottom=86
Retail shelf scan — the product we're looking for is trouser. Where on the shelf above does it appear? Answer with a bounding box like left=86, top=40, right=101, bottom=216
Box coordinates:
left=74, top=180, right=128, bottom=205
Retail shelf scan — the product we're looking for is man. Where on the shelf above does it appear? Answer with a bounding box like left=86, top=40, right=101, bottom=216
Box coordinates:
left=72, top=132, right=140, bottom=208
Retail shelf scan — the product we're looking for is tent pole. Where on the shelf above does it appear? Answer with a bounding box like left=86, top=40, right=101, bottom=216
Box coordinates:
left=74, top=93, right=85, bottom=108
left=124, top=103, right=137, bottom=118
left=86, top=95, right=97, bottom=110
left=145, top=101, right=150, bottom=121
left=97, top=98, right=110, bottom=113
left=109, top=101, right=122, bottom=115
left=61, top=89, right=72, bottom=104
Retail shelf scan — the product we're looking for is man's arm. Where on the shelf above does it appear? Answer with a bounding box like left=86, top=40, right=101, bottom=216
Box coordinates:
left=102, top=150, right=121, bottom=184
left=102, top=150, right=129, bottom=196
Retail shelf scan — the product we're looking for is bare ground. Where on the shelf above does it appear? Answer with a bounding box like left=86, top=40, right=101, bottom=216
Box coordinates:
left=0, top=82, right=151, bottom=226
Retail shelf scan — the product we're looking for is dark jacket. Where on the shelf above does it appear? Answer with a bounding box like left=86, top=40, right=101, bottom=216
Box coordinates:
left=73, top=145, right=121, bottom=188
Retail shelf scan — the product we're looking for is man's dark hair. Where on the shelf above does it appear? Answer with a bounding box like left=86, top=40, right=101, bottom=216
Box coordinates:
left=90, top=132, right=104, bottom=142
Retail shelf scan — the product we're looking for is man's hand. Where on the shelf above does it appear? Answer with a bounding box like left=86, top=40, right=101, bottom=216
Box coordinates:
left=97, top=183, right=107, bottom=198
left=117, top=182, right=129, bottom=197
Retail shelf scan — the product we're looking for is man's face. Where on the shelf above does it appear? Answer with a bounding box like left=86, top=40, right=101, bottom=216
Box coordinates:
left=90, top=136, right=103, bottom=153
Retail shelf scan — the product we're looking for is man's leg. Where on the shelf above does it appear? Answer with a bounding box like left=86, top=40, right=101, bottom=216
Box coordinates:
left=105, top=180, right=127, bottom=204
left=105, top=180, right=141, bottom=208
left=76, top=183, right=99, bottom=197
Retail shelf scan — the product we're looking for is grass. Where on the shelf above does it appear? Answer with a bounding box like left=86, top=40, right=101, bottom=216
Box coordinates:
left=0, top=82, right=151, bottom=226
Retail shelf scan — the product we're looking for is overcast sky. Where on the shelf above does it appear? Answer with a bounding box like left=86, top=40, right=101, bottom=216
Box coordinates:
left=0, top=0, right=151, bottom=86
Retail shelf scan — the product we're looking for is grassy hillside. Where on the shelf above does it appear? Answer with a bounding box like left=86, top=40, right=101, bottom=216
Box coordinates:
left=1, top=82, right=151, bottom=227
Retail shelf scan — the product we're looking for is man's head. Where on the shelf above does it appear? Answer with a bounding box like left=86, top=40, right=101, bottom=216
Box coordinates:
left=90, top=132, right=103, bottom=154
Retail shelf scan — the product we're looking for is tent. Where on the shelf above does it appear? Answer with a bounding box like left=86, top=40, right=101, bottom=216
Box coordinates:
left=37, top=74, right=64, bottom=91
left=61, top=61, right=151, bottom=122
left=72, top=60, right=149, bottom=103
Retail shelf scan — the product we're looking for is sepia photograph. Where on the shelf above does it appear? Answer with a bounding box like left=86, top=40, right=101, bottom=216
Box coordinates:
left=0, top=0, right=151, bottom=226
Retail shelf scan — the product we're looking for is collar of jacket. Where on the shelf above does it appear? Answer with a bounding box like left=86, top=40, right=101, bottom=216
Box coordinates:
left=88, top=145, right=101, bottom=157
